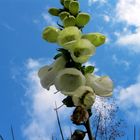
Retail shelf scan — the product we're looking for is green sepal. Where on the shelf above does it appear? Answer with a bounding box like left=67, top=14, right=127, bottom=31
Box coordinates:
left=62, top=96, right=74, bottom=107
left=63, top=16, right=76, bottom=27
left=48, top=8, right=60, bottom=16
left=69, top=1, right=79, bottom=16
left=53, top=53, right=63, bottom=60
left=59, top=11, right=70, bottom=20
left=76, top=12, right=90, bottom=27
left=84, top=66, right=95, bottom=74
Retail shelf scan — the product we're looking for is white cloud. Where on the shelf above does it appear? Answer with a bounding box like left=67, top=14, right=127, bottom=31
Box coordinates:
left=116, top=0, right=140, bottom=27
left=117, top=73, right=140, bottom=122
left=103, top=14, right=110, bottom=22
left=1, top=22, right=15, bottom=31
left=88, top=0, right=107, bottom=6
left=115, top=0, right=140, bottom=52
left=23, top=58, right=72, bottom=140
left=42, top=13, right=57, bottom=26
left=112, top=54, right=130, bottom=68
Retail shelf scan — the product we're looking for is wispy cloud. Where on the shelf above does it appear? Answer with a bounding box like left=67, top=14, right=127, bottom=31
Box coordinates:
left=1, top=22, right=15, bottom=31
left=112, top=54, right=130, bottom=69
left=117, top=72, right=140, bottom=123
left=88, top=0, right=107, bottom=6
left=115, top=0, right=140, bottom=52
left=42, top=13, right=57, bottom=27
left=22, top=58, right=72, bottom=140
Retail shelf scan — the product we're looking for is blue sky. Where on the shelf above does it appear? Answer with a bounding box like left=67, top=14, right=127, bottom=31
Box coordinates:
left=0, top=0, right=140, bottom=139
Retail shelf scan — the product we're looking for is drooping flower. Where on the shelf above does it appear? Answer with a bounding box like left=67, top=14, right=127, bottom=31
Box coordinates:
left=63, top=86, right=95, bottom=109
left=86, top=73, right=113, bottom=97
left=54, top=68, right=85, bottom=92
left=64, top=39, right=96, bottom=63
left=38, top=56, right=66, bottom=90
left=57, top=26, right=81, bottom=46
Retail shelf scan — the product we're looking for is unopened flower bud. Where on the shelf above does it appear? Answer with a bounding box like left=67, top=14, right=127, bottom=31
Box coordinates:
left=69, top=1, right=79, bottom=16
left=59, top=11, right=70, bottom=20
left=63, top=16, right=76, bottom=27
left=76, top=13, right=90, bottom=27
left=82, top=33, right=106, bottom=47
left=48, top=8, right=60, bottom=16
left=42, top=26, right=60, bottom=43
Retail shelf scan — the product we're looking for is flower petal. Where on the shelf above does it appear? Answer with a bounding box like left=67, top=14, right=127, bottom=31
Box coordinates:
left=64, top=39, right=96, bottom=63
left=55, top=68, right=86, bottom=92
left=38, top=56, right=66, bottom=90
left=57, top=26, right=81, bottom=46
left=86, top=74, right=113, bottom=97
left=72, top=86, right=95, bottom=109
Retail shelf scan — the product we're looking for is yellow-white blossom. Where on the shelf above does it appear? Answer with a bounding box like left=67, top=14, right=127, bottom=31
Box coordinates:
left=54, top=68, right=86, bottom=92
left=86, top=74, right=113, bottom=97
left=57, top=26, right=81, bottom=46
left=38, top=56, right=66, bottom=90
left=63, top=86, right=95, bottom=109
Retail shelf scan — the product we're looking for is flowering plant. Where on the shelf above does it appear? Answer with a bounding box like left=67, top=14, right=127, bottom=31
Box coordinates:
left=38, top=0, right=113, bottom=139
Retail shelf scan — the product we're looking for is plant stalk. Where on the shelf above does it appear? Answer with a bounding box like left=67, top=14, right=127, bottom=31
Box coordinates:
left=84, top=119, right=95, bottom=140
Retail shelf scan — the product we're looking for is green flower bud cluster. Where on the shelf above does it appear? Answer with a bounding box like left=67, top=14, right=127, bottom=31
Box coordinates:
left=48, top=0, right=90, bottom=28
left=38, top=0, right=113, bottom=129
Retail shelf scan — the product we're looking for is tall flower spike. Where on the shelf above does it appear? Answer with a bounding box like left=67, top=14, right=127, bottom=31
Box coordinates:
left=86, top=74, right=113, bottom=97
left=54, top=68, right=86, bottom=92
left=82, top=33, right=106, bottom=47
left=57, top=26, right=81, bottom=46
left=64, top=86, right=95, bottom=109
left=38, top=56, right=66, bottom=90
left=42, top=26, right=60, bottom=43
left=64, top=39, right=96, bottom=63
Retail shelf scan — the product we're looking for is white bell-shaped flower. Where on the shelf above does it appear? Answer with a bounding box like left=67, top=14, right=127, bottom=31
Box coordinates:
left=54, top=68, right=85, bottom=92
left=86, top=74, right=113, bottom=97
left=38, top=56, right=66, bottom=90
left=57, top=26, right=81, bottom=47
left=64, top=39, right=95, bottom=63
left=63, top=86, right=95, bottom=109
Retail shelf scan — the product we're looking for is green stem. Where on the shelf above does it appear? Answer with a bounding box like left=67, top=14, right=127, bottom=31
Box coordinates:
left=84, top=119, right=95, bottom=140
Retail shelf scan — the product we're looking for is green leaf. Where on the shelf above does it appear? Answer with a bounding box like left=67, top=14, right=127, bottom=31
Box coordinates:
left=53, top=53, right=62, bottom=59
left=62, top=96, right=74, bottom=107
left=84, top=66, right=94, bottom=74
